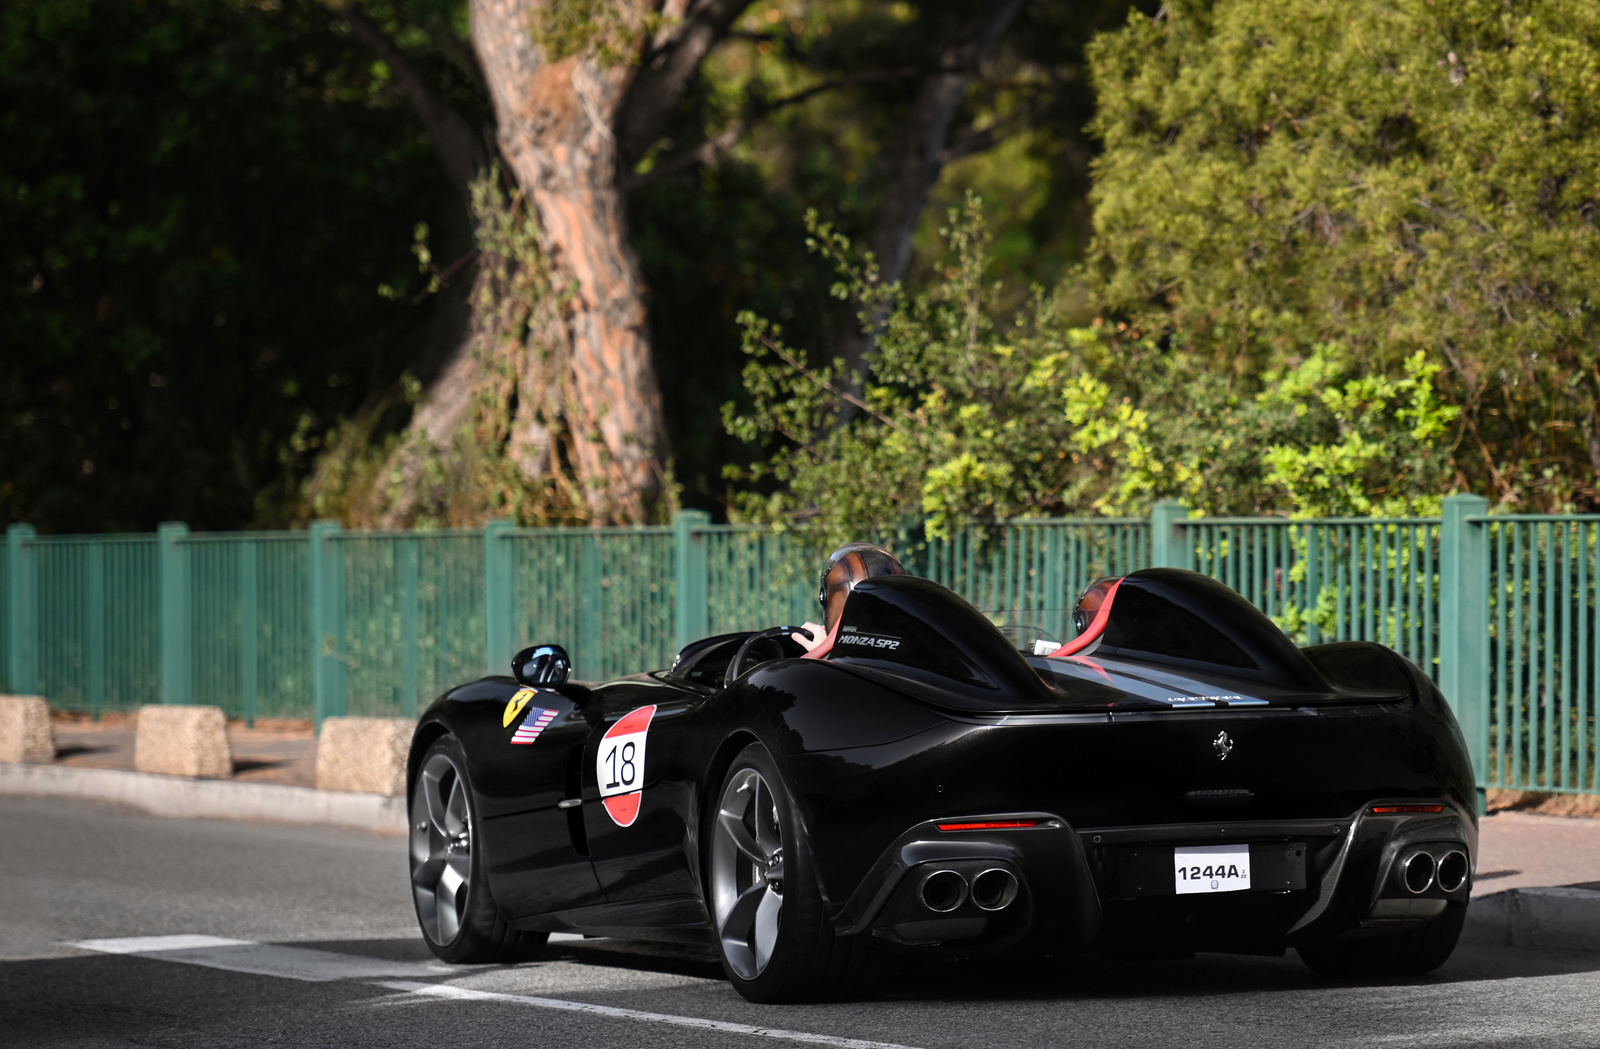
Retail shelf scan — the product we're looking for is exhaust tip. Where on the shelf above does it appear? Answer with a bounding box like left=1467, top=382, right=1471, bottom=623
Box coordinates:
left=1436, top=850, right=1470, bottom=893
left=1401, top=851, right=1436, bottom=895
left=918, top=869, right=968, bottom=913
left=970, top=868, right=1019, bottom=912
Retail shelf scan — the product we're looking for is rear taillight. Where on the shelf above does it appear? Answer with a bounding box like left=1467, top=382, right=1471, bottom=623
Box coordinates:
left=937, top=819, right=1042, bottom=832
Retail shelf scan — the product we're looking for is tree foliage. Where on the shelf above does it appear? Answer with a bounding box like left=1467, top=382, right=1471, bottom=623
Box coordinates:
left=725, top=197, right=1093, bottom=543
left=0, top=0, right=454, bottom=530
left=1088, top=0, right=1600, bottom=511
left=724, top=196, right=1461, bottom=540
left=728, top=0, right=1600, bottom=531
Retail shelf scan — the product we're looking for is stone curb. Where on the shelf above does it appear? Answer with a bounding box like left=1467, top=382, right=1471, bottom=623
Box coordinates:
left=1463, top=886, right=1600, bottom=953
left=0, top=762, right=406, bottom=834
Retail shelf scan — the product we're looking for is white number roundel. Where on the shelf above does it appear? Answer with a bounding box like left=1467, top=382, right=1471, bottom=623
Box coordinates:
left=596, top=705, right=655, bottom=827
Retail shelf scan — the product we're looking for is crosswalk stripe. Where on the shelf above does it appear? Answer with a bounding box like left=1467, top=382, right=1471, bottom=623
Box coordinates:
left=379, top=980, right=927, bottom=1049
left=69, top=936, right=454, bottom=981
left=69, top=935, right=927, bottom=1049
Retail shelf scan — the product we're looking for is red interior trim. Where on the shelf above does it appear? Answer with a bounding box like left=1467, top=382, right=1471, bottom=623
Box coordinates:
left=1046, top=578, right=1123, bottom=658
left=800, top=617, right=842, bottom=660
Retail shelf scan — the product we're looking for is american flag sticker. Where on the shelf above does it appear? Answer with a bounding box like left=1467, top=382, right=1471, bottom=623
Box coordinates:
left=511, top=707, right=558, bottom=745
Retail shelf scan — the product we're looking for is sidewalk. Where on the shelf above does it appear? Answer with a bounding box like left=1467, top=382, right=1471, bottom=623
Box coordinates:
left=50, top=711, right=318, bottom=787
left=1476, top=810, right=1600, bottom=893
left=0, top=711, right=404, bottom=834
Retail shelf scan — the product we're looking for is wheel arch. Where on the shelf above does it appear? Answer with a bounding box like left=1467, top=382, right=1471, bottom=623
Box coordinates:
left=693, top=729, right=763, bottom=890
left=408, top=716, right=453, bottom=797
left=694, top=724, right=852, bottom=915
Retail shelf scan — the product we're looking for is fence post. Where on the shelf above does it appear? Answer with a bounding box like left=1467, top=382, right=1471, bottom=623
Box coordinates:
left=309, top=520, right=345, bottom=728
left=674, top=510, right=711, bottom=652
left=239, top=542, right=258, bottom=727
left=157, top=522, right=190, bottom=705
left=87, top=541, right=105, bottom=718
left=6, top=524, right=39, bottom=695
left=484, top=520, right=514, bottom=677
left=399, top=536, right=420, bottom=713
left=1148, top=500, right=1190, bottom=570
left=577, top=533, right=601, bottom=679
left=1301, top=522, right=1322, bottom=646
left=1438, top=493, right=1489, bottom=814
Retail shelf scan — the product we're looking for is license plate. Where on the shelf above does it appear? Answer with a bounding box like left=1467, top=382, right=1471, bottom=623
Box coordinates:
left=1174, top=844, right=1252, bottom=894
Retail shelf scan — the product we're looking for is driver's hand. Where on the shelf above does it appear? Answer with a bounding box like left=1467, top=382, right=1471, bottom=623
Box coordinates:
left=791, top=622, right=826, bottom=653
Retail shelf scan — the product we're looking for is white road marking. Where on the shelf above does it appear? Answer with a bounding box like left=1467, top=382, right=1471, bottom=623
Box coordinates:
left=380, top=980, right=926, bottom=1049
left=71, top=934, right=250, bottom=954
left=68, top=935, right=928, bottom=1049
left=69, top=936, right=454, bottom=981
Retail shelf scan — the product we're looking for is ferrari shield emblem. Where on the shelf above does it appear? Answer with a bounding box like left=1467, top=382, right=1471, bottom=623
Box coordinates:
left=503, top=687, right=536, bottom=728
left=597, top=705, right=656, bottom=827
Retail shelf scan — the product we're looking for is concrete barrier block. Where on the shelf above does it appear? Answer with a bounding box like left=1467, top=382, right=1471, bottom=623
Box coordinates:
left=134, top=705, right=232, bottom=778
left=316, top=717, right=414, bottom=796
left=0, top=696, right=55, bottom=764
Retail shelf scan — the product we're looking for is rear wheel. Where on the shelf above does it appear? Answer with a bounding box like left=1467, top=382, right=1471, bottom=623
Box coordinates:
left=708, top=742, right=875, bottom=1002
left=1297, top=906, right=1465, bottom=978
left=410, top=734, right=546, bottom=963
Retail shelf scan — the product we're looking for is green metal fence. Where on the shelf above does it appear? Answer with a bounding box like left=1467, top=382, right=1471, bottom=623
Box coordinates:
left=1484, top=517, right=1599, bottom=797
left=3, top=495, right=1597, bottom=802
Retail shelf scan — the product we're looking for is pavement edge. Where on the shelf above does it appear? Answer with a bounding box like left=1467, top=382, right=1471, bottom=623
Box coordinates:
left=0, top=762, right=406, bottom=834
left=1463, top=885, right=1600, bottom=953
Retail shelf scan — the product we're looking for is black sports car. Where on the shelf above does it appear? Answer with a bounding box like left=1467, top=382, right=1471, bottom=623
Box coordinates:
left=406, top=567, right=1477, bottom=1002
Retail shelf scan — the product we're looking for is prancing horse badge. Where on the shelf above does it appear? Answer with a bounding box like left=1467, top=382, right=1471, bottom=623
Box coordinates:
left=1213, top=731, right=1234, bottom=760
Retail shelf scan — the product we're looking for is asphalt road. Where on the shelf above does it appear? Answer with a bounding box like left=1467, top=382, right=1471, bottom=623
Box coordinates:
left=4, top=796, right=1599, bottom=1049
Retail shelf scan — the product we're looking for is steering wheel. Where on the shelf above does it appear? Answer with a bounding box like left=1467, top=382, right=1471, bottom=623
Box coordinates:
left=726, top=625, right=804, bottom=683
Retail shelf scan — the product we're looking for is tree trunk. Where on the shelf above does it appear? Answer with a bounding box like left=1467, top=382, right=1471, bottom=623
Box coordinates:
left=836, top=0, right=1026, bottom=395
left=471, top=0, right=664, bottom=523
left=315, top=0, right=751, bottom=526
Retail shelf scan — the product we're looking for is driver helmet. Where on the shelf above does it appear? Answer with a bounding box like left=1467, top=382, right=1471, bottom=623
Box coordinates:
left=1072, top=576, right=1121, bottom=635
left=818, top=542, right=906, bottom=630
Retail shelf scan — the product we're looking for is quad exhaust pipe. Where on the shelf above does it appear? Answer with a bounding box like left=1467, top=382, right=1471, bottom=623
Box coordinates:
left=1436, top=850, right=1470, bottom=893
left=1400, top=851, right=1436, bottom=894
left=970, top=868, right=1019, bottom=912
left=916, top=867, right=1019, bottom=913
left=1397, top=848, right=1470, bottom=895
left=918, top=870, right=967, bottom=912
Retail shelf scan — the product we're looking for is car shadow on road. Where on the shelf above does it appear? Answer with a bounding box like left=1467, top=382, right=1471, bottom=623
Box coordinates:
left=286, top=933, right=1600, bottom=1004
left=874, top=944, right=1600, bottom=1003
left=453, top=932, right=1600, bottom=1002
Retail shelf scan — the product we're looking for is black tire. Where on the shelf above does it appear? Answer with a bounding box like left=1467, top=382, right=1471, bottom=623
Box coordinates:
left=409, top=734, right=547, bottom=964
left=1297, top=906, right=1466, bottom=978
left=707, top=742, right=877, bottom=1003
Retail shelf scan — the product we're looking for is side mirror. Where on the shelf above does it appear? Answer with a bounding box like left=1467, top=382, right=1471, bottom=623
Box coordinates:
left=513, top=644, right=571, bottom=687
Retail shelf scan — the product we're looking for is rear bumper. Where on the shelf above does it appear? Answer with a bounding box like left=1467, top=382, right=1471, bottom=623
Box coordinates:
left=835, top=800, right=1476, bottom=955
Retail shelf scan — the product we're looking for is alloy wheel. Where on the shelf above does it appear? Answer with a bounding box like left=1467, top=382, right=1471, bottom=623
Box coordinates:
left=410, top=750, right=472, bottom=946
left=711, top=766, right=785, bottom=980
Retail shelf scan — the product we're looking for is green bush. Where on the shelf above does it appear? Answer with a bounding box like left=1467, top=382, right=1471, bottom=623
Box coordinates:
left=1087, top=0, right=1600, bottom=511
left=724, top=197, right=1459, bottom=536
